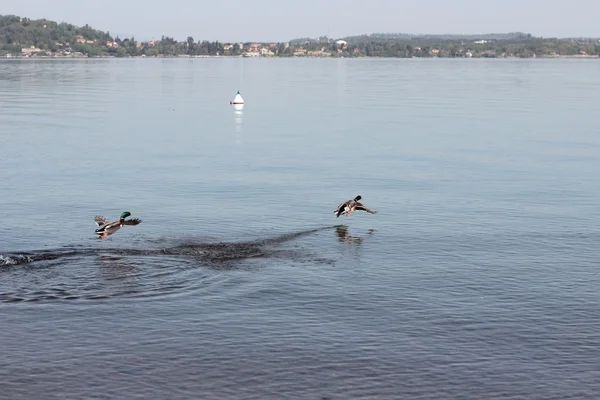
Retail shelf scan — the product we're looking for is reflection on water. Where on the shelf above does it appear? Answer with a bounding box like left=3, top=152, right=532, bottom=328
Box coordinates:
left=335, top=225, right=375, bottom=245
left=232, top=102, right=244, bottom=181
left=233, top=103, right=243, bottom=145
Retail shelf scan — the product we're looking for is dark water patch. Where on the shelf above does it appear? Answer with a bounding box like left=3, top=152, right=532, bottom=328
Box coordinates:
left=1, top=225, right=340, bottom=268
left=161, top=225, right=342, bottom=264
left=0, top=226, right=341, bottom=303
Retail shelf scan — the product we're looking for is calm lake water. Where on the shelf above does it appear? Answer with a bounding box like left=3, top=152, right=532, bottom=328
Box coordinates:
left=1, top=57, right=600, bottom=399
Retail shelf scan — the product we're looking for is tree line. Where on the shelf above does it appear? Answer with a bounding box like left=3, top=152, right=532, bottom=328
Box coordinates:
left=1, top=14, right=599, bottom=58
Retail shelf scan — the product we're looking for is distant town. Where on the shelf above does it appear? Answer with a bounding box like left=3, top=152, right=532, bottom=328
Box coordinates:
left=1, top=15, right=599, bottom=59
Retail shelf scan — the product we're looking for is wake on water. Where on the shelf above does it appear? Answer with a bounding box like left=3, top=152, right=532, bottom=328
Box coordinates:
left=0, top=225, right=346, bottom=267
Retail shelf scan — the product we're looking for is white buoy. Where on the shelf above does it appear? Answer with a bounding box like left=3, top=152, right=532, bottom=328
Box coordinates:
left=230, top=90, right=244, bottom=104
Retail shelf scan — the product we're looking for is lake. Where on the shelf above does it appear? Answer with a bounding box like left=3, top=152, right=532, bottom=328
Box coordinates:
left=1, top=57, right=600, bottom=399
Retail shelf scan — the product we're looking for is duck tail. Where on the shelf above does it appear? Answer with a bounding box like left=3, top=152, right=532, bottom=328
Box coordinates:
left=354, top=195, right=362, bottom=201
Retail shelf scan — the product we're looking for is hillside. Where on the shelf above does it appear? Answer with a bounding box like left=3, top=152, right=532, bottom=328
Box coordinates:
left=343, top=32, right=532, bottom=42
left=0, top=15, right=113, bottom=53
left=1, top=15, right=598, bottom=59
left=290, top=32, right=533, bottom=45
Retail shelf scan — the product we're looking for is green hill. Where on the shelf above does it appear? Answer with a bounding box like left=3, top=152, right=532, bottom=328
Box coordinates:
left=0, top=15, right=113, bottom=53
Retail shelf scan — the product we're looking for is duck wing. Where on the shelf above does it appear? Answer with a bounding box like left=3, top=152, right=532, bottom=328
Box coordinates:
left=355, top=202, right=377, bottom=214
left=94, top=216, right=108, bottom=227
left=122, top=218, right=142, bottom=226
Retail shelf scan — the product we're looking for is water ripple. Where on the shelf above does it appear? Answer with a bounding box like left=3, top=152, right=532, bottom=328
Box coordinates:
left=0, top=226, right=339, bottom=303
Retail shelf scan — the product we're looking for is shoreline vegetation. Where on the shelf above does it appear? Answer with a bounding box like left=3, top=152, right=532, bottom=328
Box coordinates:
left=1, top=15, right=599, bottom=60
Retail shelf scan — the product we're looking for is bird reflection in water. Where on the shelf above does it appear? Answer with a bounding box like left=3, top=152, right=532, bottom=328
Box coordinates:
left=335, top=225, right=375, bottom=245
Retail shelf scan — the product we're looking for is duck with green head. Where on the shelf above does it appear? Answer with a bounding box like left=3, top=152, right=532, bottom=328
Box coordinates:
left=94, top=211, right=142, bottom=239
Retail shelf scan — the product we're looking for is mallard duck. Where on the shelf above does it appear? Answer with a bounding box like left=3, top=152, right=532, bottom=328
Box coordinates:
left=94, top=212, right=142, bottom=239
left=334, top=195, right=377, bottom=217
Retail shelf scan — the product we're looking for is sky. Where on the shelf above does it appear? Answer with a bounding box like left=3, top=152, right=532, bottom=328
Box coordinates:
left=3, top=0, right=599, bottom=42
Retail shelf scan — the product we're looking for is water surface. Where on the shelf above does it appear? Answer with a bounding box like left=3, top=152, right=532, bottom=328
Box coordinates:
left=2, top=58, right=600, bottom=399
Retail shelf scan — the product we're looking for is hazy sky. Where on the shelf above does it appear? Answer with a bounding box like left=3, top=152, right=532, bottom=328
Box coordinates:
left=3, top=0, right=598, bottom=42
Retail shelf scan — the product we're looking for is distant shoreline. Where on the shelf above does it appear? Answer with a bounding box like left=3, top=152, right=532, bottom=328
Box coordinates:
left=2, top=54, right=598, bottom=60
left=3, top=15, right=599, bottom=60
